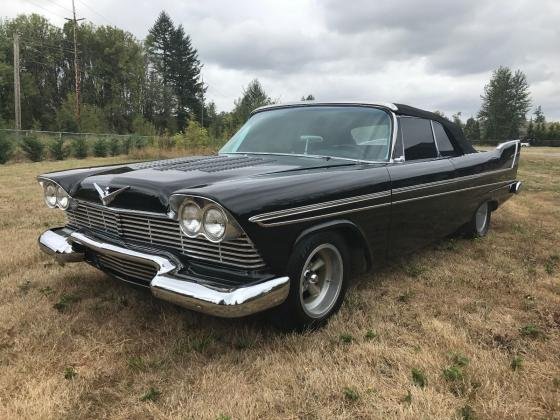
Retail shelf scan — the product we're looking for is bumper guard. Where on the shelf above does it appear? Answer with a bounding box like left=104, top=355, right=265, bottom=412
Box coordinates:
left=38, top=228, right=289, bottom=318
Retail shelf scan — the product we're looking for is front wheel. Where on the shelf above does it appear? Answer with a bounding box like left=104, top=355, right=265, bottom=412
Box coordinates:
left=271, top=232, right=350, bottom=331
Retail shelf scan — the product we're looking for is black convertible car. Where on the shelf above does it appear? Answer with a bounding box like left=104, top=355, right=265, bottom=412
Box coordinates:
left=38, top=102, right=521, bottom=329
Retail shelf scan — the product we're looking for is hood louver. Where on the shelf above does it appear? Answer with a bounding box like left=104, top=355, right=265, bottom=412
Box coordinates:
left=131, top=155, right=272, bottom=173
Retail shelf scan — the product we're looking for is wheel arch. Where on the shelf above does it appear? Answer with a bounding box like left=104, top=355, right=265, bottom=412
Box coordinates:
left=294, top=220, right=373, bottom=273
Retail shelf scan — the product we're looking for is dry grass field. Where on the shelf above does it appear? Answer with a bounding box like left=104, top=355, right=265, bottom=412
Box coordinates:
left=0, top=149, right=559, bottom=419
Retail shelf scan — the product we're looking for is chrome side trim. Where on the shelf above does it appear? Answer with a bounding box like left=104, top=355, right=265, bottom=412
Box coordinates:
left=252, top=202, right=391, bottom=227
left=392, top=180, right=515, bottom=205
left=250, top=168, right=515, bottom=227
left=251, top=178, right=516, bottom=227
left=392, top=168, right=513, bottom=194
left=249, top=190, right=390, bottom=224
left=38, top=228, right=290, bottom=318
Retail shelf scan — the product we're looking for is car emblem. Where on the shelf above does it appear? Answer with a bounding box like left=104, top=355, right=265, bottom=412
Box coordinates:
left=93, top=183, right=130, bottom=206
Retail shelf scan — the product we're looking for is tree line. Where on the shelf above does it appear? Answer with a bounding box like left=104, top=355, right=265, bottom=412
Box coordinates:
left=446, top=67, right=559, bottom=145
left=0, top=12, right=276, bottom=141
left=0, top=12, right=558, bottom=155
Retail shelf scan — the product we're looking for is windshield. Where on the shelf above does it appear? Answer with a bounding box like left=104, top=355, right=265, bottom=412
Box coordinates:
left=219, top=106, right=393, bottom=162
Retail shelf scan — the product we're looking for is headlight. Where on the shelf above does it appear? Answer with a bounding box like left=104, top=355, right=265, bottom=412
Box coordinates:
left=44, top=183, right=57, bottom=208
left=56, top=186, right=70, bottom=210
left=203, top=206, right=227, bottom=242
left=179, top=201, right=202, bottom=236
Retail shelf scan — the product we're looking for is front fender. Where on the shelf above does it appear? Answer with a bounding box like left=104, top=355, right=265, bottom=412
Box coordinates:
left=294, top=219, right=373, bottom=271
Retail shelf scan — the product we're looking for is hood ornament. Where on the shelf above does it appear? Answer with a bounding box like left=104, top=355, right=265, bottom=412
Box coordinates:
left=93, top=183, right=130, bottom=206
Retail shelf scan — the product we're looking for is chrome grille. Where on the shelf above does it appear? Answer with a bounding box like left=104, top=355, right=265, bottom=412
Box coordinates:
left=67, top=201, right=266, bottom=269
left=96, top=253, right=157, bottom=285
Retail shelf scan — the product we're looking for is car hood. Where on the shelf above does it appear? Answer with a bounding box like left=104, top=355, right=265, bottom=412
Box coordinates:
left=40, top=154, right=371, bottom=213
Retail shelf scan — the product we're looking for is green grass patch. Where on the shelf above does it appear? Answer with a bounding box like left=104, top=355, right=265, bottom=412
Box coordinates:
left=53, top=294, right=80, bottom=313
left=411, top=368, right=427, bottom=388
left=342, top=387, right=360, bottom=401
left=140, top=387, right=161, bottom=402
left=64, top=366, right=77, bottom=380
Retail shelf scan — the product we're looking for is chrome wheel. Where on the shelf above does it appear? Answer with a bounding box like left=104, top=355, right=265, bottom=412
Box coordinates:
left=299, top=243, right=343, bottom=318
left=475, top=202, right=488, bottom=234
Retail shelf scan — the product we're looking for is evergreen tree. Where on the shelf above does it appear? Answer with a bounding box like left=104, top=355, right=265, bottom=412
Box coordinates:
left=301, top=94, right=315, bottom=101
left=145, top=12, right=204, bottom=132
left=533, top=105, right=545, bottom=123
left=478, top=67, right=531, bottom=140
left=145, top=12, right=175, bottom=82
left=464, top=117, right=481, bottom=142
left=232, top=79, right=274, bottom=126
left=526, top=119, right=535, bottom=140
left=169, top=25, right=204, bottom=130
left=452, top=112, right=464, bottom=129
left=534, top=122, right=546, bottom=144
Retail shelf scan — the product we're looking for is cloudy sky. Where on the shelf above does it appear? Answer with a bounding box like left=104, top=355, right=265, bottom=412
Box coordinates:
left=5, top=0, right=560, bottom=119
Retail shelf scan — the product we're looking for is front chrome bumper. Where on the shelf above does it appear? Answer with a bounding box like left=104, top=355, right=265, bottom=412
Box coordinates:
left=38, top=228, right=289, bottom=318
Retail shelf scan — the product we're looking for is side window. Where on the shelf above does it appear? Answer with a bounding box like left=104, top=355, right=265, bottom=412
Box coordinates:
left=400, top=117, right=438, bottom=161
left=432, top=121, right=457, bottom=157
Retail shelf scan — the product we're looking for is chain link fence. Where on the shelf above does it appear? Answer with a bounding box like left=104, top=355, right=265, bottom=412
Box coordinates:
left=0, top=129, right=225, bottom=164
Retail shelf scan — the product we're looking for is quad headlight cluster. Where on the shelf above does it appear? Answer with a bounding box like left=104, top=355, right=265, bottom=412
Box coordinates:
left=177, top=197, right=237, bottom=243
left=40, top=179, right=71, bottom=210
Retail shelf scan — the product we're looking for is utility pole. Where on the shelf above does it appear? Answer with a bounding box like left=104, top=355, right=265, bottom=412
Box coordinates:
left=13, top=33, right=21, bottom=130
left=200, top=75, right=204, bottom=127
left=65, top=0, right=84, bottom=129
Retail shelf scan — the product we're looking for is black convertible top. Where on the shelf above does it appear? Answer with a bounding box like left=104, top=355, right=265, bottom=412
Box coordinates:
left=394, top=103, right=476, bottom=154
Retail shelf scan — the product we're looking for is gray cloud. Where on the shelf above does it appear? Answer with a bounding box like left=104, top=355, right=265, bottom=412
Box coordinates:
left=4, top=0, right=560, bottom=119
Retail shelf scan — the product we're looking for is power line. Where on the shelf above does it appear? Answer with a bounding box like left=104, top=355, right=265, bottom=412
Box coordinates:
left=20, top=37, right=80, bottom=55
left=25, top=0, right=68, bottom=19
left=76, top=0, right=117, bottom=27
left=46, top=0, right=73, bottom=14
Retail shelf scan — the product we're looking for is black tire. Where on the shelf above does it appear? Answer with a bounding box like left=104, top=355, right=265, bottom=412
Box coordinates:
left=464, top=201, right=491, bottom=238
left=270, top=231, right=350, bottom=331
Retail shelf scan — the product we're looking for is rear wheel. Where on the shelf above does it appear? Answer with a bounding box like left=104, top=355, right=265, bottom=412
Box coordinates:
left=271, top=232, right=350, bottom=331
left=464, top=201, right=491, bottom=238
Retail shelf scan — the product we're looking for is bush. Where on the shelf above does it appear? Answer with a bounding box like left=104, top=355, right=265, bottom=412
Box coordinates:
left=0, top=132, right=14, bottom=164
left=48, top=136, right=67, bottom=160
left=108, top=137, right=120, bottom=156
left=156, top=135, right=174, bottom=150
left=72, top=137, right=88, bottom=159
left=93, top=137, right=108, bottom=157
left=184, top=121, right=210, bottom=148
left=21, top=136, right=45, bottom=162
left=120, top=136, right=132, bottom=154
left=131, top=135, right=148, bottom=150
